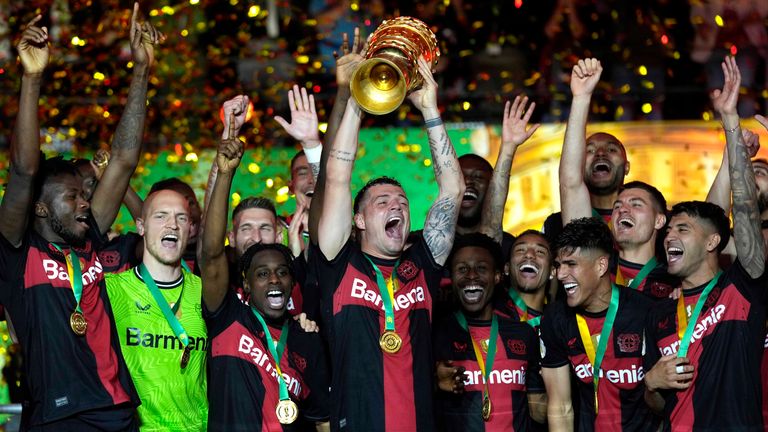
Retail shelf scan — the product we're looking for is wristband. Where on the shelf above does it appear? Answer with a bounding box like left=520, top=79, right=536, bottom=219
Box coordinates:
left=304, top=144, right=322, bottom=164
left=723, top=123, right=740, bottom=134
left=425, top=117, right=443, bottom=128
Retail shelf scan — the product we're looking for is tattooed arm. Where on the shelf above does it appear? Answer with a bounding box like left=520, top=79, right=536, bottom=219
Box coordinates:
left=560, top=58, right=603, bottom=226
left=91, top=3, right=163, bottom=234
left=0, top=16, right=48, bottom=247
left=479, top=96, right=540, bottom=243
left=316, top=99, right=362, bottom=260
left=715, top=57, right=764, bottom=277
left=410, top=57, right=464, bottom=266
left=309, top=29, right=364, bottom=244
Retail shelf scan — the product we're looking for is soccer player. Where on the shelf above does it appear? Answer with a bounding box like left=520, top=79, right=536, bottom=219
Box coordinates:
left=200, top=127, right=330, bottom=431
left=545, top=58, right=629, bottom=243
left=540, top=218, right=658, bottom=431
left=106, top=189, right=207, bottom=430
left=434, top=233, right=546, bottom=431
left=558, top=60, right=676, bottom=299
left=496, top=230, right=554, bottom=329
left=644, top=56, right=766, bottom=431
left=313, top=56, right=464, bottom=431
left=0, top=5, right=159, bottom=429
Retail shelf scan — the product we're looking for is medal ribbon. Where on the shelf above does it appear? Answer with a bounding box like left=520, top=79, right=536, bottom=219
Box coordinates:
left=251, top=308, right=292, bottom=401
left=455, top=312, right=499, bottom=409
left=575, top=283, right=620, bottom=414
left=51, top=244, right=84, bottom=314
left=364, top=256, right=400, bottom=333
left=591, top=208, right=609, bottom=225
left=507, top=288, right=541, bottom=328
left=676, top=271, right=723, bottom=358
left=616, top=257, right=657, bottom=290
left=139, top=264, right=189, bottom=350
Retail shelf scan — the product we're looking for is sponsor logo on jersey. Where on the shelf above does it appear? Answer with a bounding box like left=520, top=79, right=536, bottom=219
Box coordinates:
left=126, top=327, right=208, bottom=352
left=463, top=366, right=527, bottom=386
left=350, top=278, right=427, bottom=311
left=453, top=341, right=467, bottom=353
left=134, top=301, right=151, bottom=314
left=574, top=363, right=645, bottom=384
left=42, top=258, right=103, bottom=286
left=98, top=251, right=121, bottom=267
left=238, top=334, right=302, bottom=397
left=658, top=304, right=726, bottom=356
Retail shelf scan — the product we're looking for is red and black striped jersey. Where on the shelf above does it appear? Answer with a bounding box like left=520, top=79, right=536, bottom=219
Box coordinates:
left=433, top=312, right=544, bottom=431
left=609, top=255, right=679, bottom=300
left=204, top=290, right=330, bottom=431
left=645, top=261, right=766, bottom=431
left=312, top=238, right=443, bottom=432
left=540, top=287, right=660, bottom=431
left=0, top=228, right=138, bottom=426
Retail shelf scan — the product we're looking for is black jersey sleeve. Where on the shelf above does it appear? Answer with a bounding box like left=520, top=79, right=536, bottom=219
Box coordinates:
left=291, top=322, right=331, bottom=422
left=539, top=302, right=571, bottom=368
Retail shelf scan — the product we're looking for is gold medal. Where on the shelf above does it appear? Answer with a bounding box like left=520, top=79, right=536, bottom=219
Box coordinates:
left=70, top=311, right=87, bottom=336
left=379, top=330, right=402, bottom=354
left=481, top=395, right=492, bottom=421
left=276, top=399, right=298, bottom=424
left=180, top=345, right=192, bottom=369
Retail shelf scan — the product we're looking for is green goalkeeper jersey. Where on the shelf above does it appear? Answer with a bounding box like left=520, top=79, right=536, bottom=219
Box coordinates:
left=106, top=267, right=208, bottom=431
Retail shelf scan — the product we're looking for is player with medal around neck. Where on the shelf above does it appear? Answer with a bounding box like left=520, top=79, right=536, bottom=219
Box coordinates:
left=106, top=188, right=209, bottom=430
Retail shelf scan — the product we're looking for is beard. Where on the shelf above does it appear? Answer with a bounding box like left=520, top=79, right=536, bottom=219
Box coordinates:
left=50, top=214, right=86, bottom=248
left=758, top=192, right=768, bottom=214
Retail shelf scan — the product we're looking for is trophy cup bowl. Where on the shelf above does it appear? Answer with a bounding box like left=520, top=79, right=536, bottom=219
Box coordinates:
left=350, top=17, right=439, bottom=115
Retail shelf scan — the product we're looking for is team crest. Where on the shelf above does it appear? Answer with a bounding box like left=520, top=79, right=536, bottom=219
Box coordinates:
left=397, top=260, right=418, bottom=282
left=648, top=281, right=673, bottom=299
left=704, top=286, right=722, bottom=310
left=453, top=341, right=467, bottom=353
left=507, top=339, right=527, bottom=355
left=99, top=251, right=121, bottom=267
left=617, top=333, right=640, bottom=353
left=291, top=352, right=307, bottom=372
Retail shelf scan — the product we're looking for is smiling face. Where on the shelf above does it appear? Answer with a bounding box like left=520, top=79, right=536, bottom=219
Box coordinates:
left=38, top=173, right=92, bottom=246
left=584, top=133, right=629, bottom=196
left=510, top=232, right=554, bottom=293
left=229, top=208, right=281, bottom=258
left=355, top=183, right=411, bottom=259
left=664, top=213, right=720, bottom=278
left=289, top=153, right=315, bottom=209
left=555, top=247, right=608, bottom=310
left=458, top=157, right=492, bottom=226
left=612, top=187, right=666, bottom=249
left=244, top=249, right=294, bottom=320
left=451, top=246, right=500, bottom=316
left=137, top=190, right=191, bottom=266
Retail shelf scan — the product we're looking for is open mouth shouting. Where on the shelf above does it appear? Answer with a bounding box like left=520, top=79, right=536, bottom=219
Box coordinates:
left=161, top=233, right=179, bottom=249
left=305, top=190, right=314, bottom=199
left=385, top=215, right=403, bottom=240
left=666, top=244, right=684, bottom=266
left=461, top=189, right=479, bottom=208
left=265, top=288, right=286, bottom=310
left=563, top=282, right=578, bottom=297
left=615, top=216, right=635, bottom=234
left=75, top=213, right=90, bottom=230
left=460, top=284, right=485, bottom=305
left=517, top=262, right=541, bottom=280
left=591, top=160, right=613, bottom=178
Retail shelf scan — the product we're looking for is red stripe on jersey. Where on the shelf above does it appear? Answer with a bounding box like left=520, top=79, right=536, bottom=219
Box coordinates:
left=333, top=265, right=431, bottom=316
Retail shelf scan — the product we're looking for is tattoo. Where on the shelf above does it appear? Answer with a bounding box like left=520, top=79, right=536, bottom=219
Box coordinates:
left=329, top=149, right=355, bottom=163
left=428, top=127, right=459, bottom=179
left=423, top=196, right=459, bottom=264
left=112, top=67, right=150, bottom=151
left=310, top=162, right=320, bottom=182
left=727, top=128, right=765, bottom=277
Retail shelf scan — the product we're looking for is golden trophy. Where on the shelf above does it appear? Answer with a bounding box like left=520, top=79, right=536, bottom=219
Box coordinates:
left=350, top=17, right=439, bottom=115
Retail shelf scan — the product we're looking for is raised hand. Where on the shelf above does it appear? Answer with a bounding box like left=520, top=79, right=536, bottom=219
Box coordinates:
left=17, top=15, right=49, bottom=75
left=408, top=56, right=439, bottom=117
left=742, top=128, right=760, bottom=158
left=287, top=201, right=309, bottom=258
left=570, top=58, right=602, bottom=97
left=216, top=114, right=244, bottom=175
left=274, top=85, right=320, bottom=146
left=129, top=2, right=165, bottom=68
left=222, top=95, right=250, bottom=138
left=334, top=28, right=366, bottom=88
left=502, top=95, right=540, bottom=148
left=711, top=56, right=741, bottom=118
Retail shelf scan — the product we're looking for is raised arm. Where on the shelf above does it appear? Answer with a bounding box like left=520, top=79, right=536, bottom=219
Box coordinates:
left=0, top=16, right=49, bottom=247
left=479, top=96, right=540, bottom=243
left=90, top=3, right=163, bottom=234
left=316, top=98, right=362, bottom=260
left=560, top=58, right=602, bottom=225
left=309, top=29, right=364, bottom=243
left=200, top=115, right=243, bottom=311
left=714, top=56, right=765, bottom=277
left=410, top=57, right=464, bottom=265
